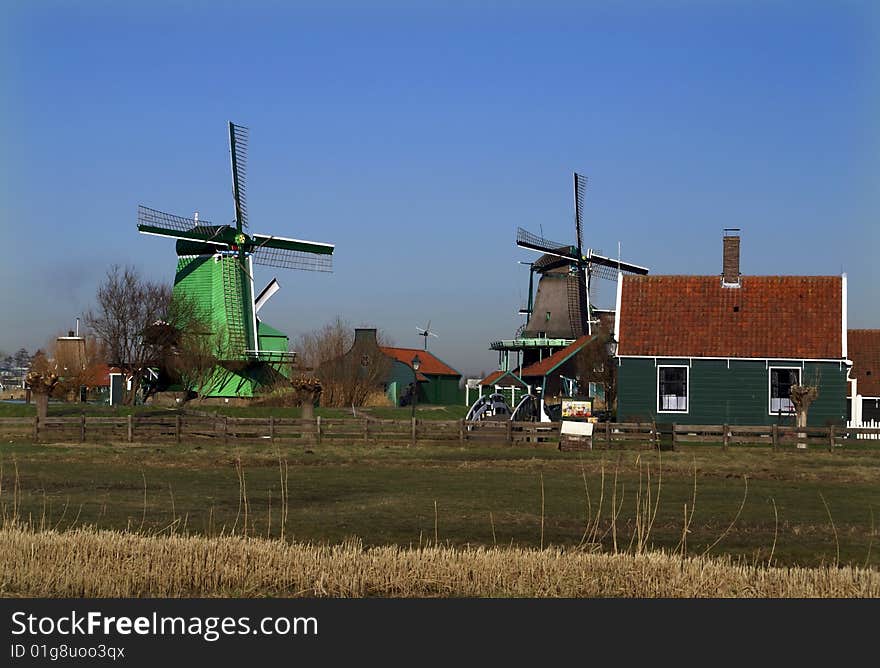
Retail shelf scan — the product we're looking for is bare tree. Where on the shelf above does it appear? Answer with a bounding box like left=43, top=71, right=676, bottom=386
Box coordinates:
left=85, top=265, right=174, bottom=404
left=574, top=326, right=617, bottom=412
left=297, top=318, right=393, bottom=408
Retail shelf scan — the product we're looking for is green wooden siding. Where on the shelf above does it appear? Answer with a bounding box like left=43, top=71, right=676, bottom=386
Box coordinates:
left=617, top=358, right=847, bottom=426
left=385, top=360, right=461, bottom=406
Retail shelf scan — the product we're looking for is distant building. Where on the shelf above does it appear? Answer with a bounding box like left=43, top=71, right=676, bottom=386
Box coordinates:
left=847, top=329, right=880, bottom=423
left=320, top=329, right=462, bottom=406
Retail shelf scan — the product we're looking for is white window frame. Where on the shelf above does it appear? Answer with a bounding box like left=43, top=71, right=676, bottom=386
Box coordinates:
left=657, top=365, right=689, bottom=414
left=768, top=366, right=801, bottom=416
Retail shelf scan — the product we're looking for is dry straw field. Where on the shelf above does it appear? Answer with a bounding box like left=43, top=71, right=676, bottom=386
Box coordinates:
left=2, top=524, right=879, bottom=597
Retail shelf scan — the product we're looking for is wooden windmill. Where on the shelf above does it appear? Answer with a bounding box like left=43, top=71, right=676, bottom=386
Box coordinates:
left=516, top=172, right=649, bottom=339
left=137, top=122, right=335, bottom=397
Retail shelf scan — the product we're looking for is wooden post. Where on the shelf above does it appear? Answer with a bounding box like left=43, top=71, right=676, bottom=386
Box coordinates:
left=80, top=413, right=86, bottom=442
left=316, top=416, right=322, bottom=445
left=722, top=424, right=729, bottom=450
left=33, top=416, right=39, bottom=442
left=459, top=419, right=465, bottom=445
left=176, top=414, right=182, bottom=444
left=411, top=417, right=416, bottom=447
left=269, top=415, right=275, bottom=444
left=828, top=424, right=835, bottom=452
left=771, top=424, right=778, bottom=451
left=671, top=423, right=677, bottom=451
left=364, top=418, right=369, bottom=444
left=605, top=421, right=611, bottom=449
left=506, top=419, right=513, bottom=445
left=127, top=414, right=133, bottom=443
left=223, top=416, right=229, bottom=445
left=651, top=421, right=657, bottom=450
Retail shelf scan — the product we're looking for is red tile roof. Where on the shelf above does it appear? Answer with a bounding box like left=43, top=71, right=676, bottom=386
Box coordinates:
left=81, top=364, right=111, bottom=387
left=848, top=329, right=880, bottom=397
left=479, top=370, right=506, bottom=386
left=479, top=370, right=528, bottom=387
left=379, top=347, right=460, bottom=377
left=520, top=334, right=593, bottom=377
left=618, top=275, right=843, bottom=359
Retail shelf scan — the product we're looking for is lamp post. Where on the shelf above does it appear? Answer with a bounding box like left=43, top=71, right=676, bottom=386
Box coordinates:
left=410, top=354, right=421, bottom=420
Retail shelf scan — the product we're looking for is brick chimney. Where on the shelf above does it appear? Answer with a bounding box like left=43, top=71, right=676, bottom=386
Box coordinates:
left=722, top=229, right=741, bottom=287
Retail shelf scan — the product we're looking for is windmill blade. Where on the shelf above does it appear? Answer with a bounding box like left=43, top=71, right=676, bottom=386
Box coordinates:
left=574, top=172, right=587, bottom=257
left=251, top=233, right=334, bottom=255
left=229, top=122, right=249, bottom=230
left=252, top=245, right=333, bottom=272
left=516, top=227, right=578, bottom=261
left=251, top=233, right=334, bottom=271
left=137, top=205, right=230, bottom=245
left=587, top=251, right=650, bottom=276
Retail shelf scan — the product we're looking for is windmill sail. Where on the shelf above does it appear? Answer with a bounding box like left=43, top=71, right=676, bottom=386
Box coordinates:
left=572, top=173, right=589, bottom=335
left=251, top=234, right=334, bottom=272
left=516, top=227, right=578, bottom=261
left=229, top=122, right=249, bottom=230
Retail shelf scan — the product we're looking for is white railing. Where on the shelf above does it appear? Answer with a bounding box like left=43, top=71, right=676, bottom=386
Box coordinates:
left=847, top=418, right=880, bottom=439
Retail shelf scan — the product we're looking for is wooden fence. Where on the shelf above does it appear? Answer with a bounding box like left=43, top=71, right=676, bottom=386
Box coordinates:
left=0, top=415, right=879, bottom=450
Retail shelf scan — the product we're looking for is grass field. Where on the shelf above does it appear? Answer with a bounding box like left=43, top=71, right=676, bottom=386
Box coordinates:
left=3, top=525, right=878, bottom=597
left=1, top=438, right=878, bottom=569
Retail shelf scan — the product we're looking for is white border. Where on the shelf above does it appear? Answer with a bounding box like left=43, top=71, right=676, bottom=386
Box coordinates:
left=767, top=365, right=800, bottom=416
left=614, top=272, right=622, bottom=347
left=657, top=364, right=689, bottom=414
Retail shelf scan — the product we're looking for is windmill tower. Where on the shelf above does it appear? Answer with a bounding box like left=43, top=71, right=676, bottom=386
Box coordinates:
left=137, top=122, right=335, bottom=397
left=491, top=172, right=649, bottom=371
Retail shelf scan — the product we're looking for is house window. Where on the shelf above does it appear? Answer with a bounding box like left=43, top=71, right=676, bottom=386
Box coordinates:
left=769, top=367, right=800, bottom=415
left=657, top=366, right=688, bottom=412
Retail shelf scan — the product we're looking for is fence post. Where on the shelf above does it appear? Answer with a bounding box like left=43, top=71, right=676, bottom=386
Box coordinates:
left=771, top=424, right=778, bottom=451
left=459, top=419, right=464, bottom=445
left=316, top=416, right=322, bottom=445
left=828, top=425, right=835, bottom=452
left=223, top=416, right=229, bottom=445
left=605, top=421, right=611, bottom=449
left=651, top=421, right=657, bottom=450
left=176, top=415, right=182, bottom=444
left=33, top=416, right=39, bottom=442
left=364, top=418, right=369, bottom=444
left=506, top=419, right=513, bottom=445
left=722, top=424, right=729, bottom=450
left=411, top=417, right=416, bottom=447
left=671, top=423, right=677, bottom=451
left=80, top=413, right=86, bottom=443
left=269, top=415, right=275, bottom=444
left=127, top=414, right=133, bottom=443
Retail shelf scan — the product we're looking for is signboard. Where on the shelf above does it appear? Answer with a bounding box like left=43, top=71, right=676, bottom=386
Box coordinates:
left=560, top=421, right=593, bottom=436
left=561, top=399, right=592, bottom=420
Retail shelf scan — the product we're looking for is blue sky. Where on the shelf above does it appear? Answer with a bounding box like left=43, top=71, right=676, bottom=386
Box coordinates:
left=2, top=1, right=877, bottom=376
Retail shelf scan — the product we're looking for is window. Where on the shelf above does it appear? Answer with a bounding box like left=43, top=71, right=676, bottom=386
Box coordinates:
left=657, top=366, right=688, bottom=412
left=769, top=367, right=800, bottom=415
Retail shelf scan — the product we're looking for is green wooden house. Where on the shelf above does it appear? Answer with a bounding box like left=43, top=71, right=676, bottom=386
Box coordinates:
left=615, top=234, right=849, bottom=427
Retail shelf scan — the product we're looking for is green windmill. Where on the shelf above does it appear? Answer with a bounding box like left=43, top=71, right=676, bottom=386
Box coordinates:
left=137, top=122, right=335, bottom=398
